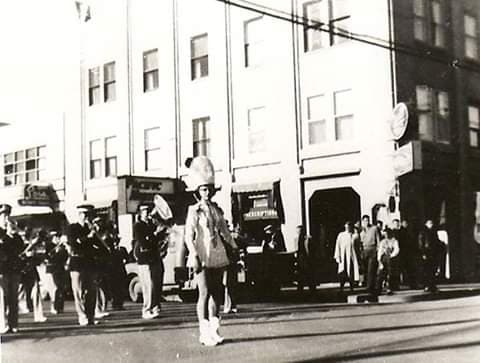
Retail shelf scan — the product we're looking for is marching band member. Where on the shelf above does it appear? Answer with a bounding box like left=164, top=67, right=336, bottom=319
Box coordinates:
left=44, top=231, right=68, bottom=314
left=67, top=204, right=97, bottom=326
left=0, top=205, right=23, bottom=334
left=108, top=226, right=128, bottom=310
left=91, top=216, right=111, bottom=319
left=133, top=203, right=163, bottom=320
left=18, top=228, right=48, bottom=323
left=184, top=156, right=238, bottom=346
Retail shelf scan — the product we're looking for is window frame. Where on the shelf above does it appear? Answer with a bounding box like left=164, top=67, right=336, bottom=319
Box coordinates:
left=333, top=89, right=354, bottom=141
left=143, top=49, right=159, bottom=93
left=464, top=13, right=479, bottom=60
left=468, top=104, right=480, bottom=148
left=144, top=127, right=162, bottom=171
left=104, top=136, right=117, bottom=177
left=3, top=146, right=46, bottom=187
left=103, top=62, right=116, bottom=103
left=306, top=94, right=328, bottom=145
left=244, top=17, right=264, bottom=68
left=88, top=67, right=101, bottom=106
left=191, top=34, right=209, bottom=80
left=192, top=117, right=211, bottom=157
left=416, top=85, right=450, bottom=144
left=89, top=139, right=102, bottom=179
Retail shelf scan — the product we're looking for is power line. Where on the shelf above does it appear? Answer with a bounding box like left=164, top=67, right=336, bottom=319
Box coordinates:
left=217, top=0, right=480, bottom=75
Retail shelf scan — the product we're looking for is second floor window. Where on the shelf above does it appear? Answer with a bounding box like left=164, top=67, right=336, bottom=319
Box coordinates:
left=192, top=117, right=211, bottom=157
left=416, top=85, right=450, bottom=144
left=143, top=49, right=159, bottom=92
left=191, top=34, right=209, bottom=80
left=465, top=14, right=478, bottom=59
left=307, top=95, right=327, bottom=145
left=144, top=127, right=161, bottom=171
left=244, top=17, right=263, bottom=67
left=3, top=146, right=46, bottom=186
left=105, top=136, right=117, bottom=177
left=89, top=139, right=102, bottom=179
left=469, top=105, right=480, bottom=148
left=88, top=67, right=101, bottom=106
left=334, top=89, right=354, bottom=141
left=248, top=107, right=266, bottom=154
left=103, top=62, right=116, bottom=102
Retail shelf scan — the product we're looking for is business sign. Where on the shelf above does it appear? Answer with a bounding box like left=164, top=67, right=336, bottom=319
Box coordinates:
left=18, top=184, right=56, bottom=207
left=243, top=208, right=278, bottom=221
left=393, top=142, right=414, bottom=177
left=389, top=103, right=409, bottom=140
left=127, top=177, right=175, bottom=201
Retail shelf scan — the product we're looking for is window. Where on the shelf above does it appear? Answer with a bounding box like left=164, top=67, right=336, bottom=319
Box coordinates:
left=144, top=128, right=162, bottom=171
left=465, top=14, right=478, bottom=59
left=105, top=136, right=117, bottom=177
left=413, top=0, right=446, bottom=48
left=191, top=34, right=208, bottom=80
left=334, top=89, right=354, bottom=141
left=431, top=1, right=445, bottom=47
left=88, top=67, right=101, bottom=106
left=469, top=105, right=480, bottom=147
left=416, top=85, right=450, bottom=143
left=307, top=95, right=327, bottom=144
left=3, top=146, right=46, bottom=186
left=192, top=117, right=211, bottom=157
left=244, top=17, right=263, bottom=67
left=413, top=0, right=428, bottom=41
left=89, top=139, right=102, bottom=179
left=103, top=62, right=116, bottom=102
left=143, top=49, right=159, bottom=92
left=303, top=0, right=351, bottom=52
left=248, top=107, right=266, bottom=153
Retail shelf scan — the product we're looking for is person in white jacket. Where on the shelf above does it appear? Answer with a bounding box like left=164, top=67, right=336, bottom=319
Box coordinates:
left=334, top=221, right=360, bottom=293
left=376, top=228, right=400, bottom=295
left=184, top=156, right=238, bottom=347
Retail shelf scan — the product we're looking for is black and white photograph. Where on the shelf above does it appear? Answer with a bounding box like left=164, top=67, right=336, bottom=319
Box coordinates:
left=1, top=0, right=480, bottom=362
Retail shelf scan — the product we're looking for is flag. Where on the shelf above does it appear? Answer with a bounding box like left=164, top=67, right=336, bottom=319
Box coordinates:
left=75, top=1, right=91, bottom=22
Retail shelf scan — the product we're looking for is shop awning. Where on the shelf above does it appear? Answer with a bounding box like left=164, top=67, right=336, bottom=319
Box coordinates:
left=231, top=180, right=279, bottom=194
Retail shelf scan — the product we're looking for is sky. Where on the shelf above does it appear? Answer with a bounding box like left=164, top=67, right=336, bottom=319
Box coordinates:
left=0, top=0, right=80, bottom=126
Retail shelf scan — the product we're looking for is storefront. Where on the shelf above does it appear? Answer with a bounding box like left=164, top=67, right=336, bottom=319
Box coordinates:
left=4, top=183, right=66, bottom=233
left=231, top=180, right=284, bottom=246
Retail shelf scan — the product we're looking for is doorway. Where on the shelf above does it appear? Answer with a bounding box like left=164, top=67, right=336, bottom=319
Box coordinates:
left=308, top=187, right=360, bottom=282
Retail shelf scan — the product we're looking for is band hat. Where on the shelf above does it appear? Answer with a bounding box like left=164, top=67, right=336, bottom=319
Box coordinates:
left=185, top=156, right=220, bottom=191
left=264, top=225, right=273, bottom=232
left=76, top=204, right=94, bottom=213
left=0, top=204, right=12, bottom=215
left=138, top=203, right=152, bottom=212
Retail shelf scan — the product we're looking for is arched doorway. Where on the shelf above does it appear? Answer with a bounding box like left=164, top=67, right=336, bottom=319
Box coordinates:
left=308, top=187, right=360, bottom=282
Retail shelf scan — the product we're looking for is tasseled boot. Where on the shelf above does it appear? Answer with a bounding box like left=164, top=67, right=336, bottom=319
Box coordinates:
left=199, top=319, right=217, bottom=346
left=209, top=316, right=224, bottom=344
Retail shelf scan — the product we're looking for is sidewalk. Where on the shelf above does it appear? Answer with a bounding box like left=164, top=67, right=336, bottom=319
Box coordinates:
left=277, top=282, right=480, bottom=305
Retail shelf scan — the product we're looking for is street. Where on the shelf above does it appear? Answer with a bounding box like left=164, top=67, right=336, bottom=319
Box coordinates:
left=2, top=287, right=480, bottom=363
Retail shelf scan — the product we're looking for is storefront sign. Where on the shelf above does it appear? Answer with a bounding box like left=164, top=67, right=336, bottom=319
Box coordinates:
left=393, top=142, right=422, bottom=177
left=127, top=178, right=175, bottom=200
left=389, top=103, right=409, bottom=140
left=18, top=184, right=56, bottom=207
left=243, top=208, right=278, bottom=221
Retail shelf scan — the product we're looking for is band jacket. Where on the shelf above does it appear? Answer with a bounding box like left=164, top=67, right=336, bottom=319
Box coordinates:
left=133, top=219, right=159, bottom=265
left=0, top=229, right=25, bottom=274
left=67, top=222, right=95, bottom=271
left=45, top=240, right=68, bottom=274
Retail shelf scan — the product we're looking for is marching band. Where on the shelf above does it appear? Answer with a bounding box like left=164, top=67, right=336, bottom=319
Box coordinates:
left=0, top=199, right=167, bottom=333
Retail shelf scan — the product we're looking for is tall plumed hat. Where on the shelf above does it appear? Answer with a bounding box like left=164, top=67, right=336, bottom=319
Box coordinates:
left=185, top=156, right=217, bottom=191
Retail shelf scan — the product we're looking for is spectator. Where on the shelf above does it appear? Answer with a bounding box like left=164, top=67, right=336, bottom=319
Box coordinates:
left=334, top=221, right=360, bottom=293
left=376, top=228, right=400, bottom=295
left=418, top=219, right=440, bottom=293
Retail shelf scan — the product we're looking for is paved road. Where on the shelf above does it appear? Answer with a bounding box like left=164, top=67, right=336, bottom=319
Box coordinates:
left=2, top=291, right=480, bottom=362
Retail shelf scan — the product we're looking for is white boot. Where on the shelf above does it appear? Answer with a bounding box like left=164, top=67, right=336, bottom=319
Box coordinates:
left=199, top=319, right=217, bottom=346
left=209, top=316, right=224, bottom=344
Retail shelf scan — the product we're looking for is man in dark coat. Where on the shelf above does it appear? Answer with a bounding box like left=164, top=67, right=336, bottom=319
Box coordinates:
left=418, top=219, right=440, bottom=292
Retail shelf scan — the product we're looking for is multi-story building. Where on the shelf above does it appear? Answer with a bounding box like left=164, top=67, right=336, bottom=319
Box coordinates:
left=2, top=0, right=480, bottom=281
